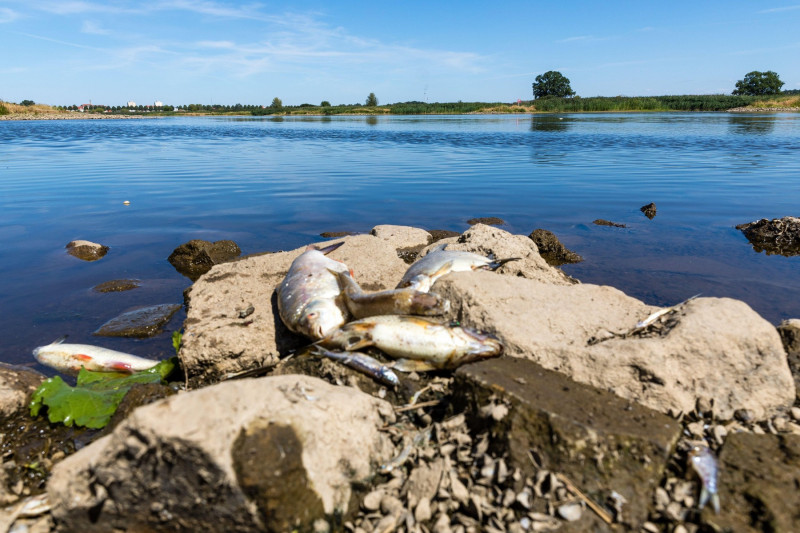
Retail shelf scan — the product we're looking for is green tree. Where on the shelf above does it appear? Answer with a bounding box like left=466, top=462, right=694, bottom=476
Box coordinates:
left=532, top=71, right=575, bottom=99
left=732, top=71, right=784, bottom=96
left=366, top=92, right=378, bottom=106
left=320, top=100, right=331, bottom=107
left=20, top=99, right=35, bottom=106
left=271, top=97, right=283, bottom=109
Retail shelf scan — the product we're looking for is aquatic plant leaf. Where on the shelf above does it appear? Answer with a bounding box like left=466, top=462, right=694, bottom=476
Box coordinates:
left=29, top=357, right=178, bottom=429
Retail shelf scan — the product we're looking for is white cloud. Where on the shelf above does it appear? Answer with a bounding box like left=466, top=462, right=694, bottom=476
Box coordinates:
left=557, top=35, right=594, bottom=43
left=81, top=20, right=110, bottom=35
left=0, top=7, right=20, bottom=22
left=758, top=4, right=800, bottom=13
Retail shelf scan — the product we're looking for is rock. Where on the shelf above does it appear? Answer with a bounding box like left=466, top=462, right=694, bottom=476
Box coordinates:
left=0, top=363, right=45, bottom=419
left=93, top=303, right=181, bottom=338
left=593, top=219, right=626, bottom=228
left=179, top=235, right=414, bottom=387
left=437, top=271, right=794, bottom=419
left=704, top=433, right=800, bottom=532
left=404, top=459, right=444, bottom=507
left=414, top=497, right=432, bottom=522
left=428, top=230, right=460, bottom=243
left=454, top=357, right=681, bottom=530
left=92, top=279, right=140, bottom=293
left=467, top=217, right=505, bottom=226
left=371, top=225, right=432, bottom=249
left=778, top=319, right=800, bottom=402
left=65, top=240, right=108, bottom=261
left=528, top=229, right=583, bottom=266
left=557, top=502, right=583, bottom=521
left=418, top=224, right=574, bottom=286
left=736, top=216, right=800, bottom=256
left=168, top=239, right=241, bottom=280
left=46, top=375, right=395, bottom=532
left=320, top=231, right=357, bottom=238
left=640, top=203, right=657, bottom=219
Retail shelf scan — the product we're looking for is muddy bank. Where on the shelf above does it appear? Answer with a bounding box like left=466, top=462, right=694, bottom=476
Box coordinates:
left=3, top=224, right=798, bottom=532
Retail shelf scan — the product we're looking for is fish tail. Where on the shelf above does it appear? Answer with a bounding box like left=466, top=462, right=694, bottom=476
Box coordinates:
left=711, top=493, right=720, bottom=515
left=698, top=487, right=709, bottom=510
left=487, top=257, right=521, bottom=270
left=313, top=241, right=346, bottom=255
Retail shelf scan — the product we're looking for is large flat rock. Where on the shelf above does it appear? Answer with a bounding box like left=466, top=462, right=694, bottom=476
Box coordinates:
left=437, top=271, right=795, bottom=419
left=46, top=375, right=395, bottom=532
left=180, top=234, right=411, bottom=386
left=454, top=357, right=682, bottom=530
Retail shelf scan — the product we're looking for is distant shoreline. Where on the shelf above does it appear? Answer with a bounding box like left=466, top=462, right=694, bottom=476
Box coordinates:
left=0, top=113, right=150, bottom=121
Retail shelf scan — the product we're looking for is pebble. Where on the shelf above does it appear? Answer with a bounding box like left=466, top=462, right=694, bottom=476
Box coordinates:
left=414, top=497, right=432, bottom=522
left=557, top=502, right=582, bottom=522
left=791, top=407, right=800, bottom=422
left=642, top=522, right=660, bottom=533
left=380, top=495, right=403, bottom=515
left=362, top=490, right=383, bottom=512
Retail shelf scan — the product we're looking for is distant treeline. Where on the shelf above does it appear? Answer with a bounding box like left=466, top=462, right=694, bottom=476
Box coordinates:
left=530, top=94, right=760, bottom=112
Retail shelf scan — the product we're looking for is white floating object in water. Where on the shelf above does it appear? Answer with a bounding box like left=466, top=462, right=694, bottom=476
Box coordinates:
left=123, top=200, right=131, bottom=205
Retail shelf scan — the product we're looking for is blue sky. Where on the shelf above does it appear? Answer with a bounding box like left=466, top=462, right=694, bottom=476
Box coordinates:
left=2, top=1, right=798, bottom=106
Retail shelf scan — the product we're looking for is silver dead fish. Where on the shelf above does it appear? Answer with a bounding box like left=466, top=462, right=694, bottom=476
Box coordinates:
left=397, top=244, right=519, bottom=292
left=277, top=241, right=350, bottom=340
left=33, top=337, right=159, bottom=375
left=333, top=269, right=449, bottom=319
left=319, top=315, right=503, bottom=372
left=689, top=443, right=720, bottom=514
left=312, top=346, right=399, bottom=387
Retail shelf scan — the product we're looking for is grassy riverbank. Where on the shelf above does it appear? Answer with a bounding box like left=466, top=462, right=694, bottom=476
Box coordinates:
left=2, top=93, right=798, bottom=119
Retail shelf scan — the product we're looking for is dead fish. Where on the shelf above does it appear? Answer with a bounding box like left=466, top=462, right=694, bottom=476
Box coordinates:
left=33, top=336, right=158, bottom=375
left=319, top=315, right=503, bottom=372
left=397, top=244, right=519, bottom=292
left=313, top=346, right=399, bottom=387
left=277, top=241, right=350, bottom=340
left=332, top=269, right=449, bottom=318
left=635, top=294, right=701, bottom=329
left=689, top=443, right=720, bottom=514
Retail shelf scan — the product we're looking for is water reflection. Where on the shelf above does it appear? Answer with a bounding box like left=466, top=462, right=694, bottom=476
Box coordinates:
left=728, top=114, right=775, bottom=136
left=530, top=115, right=570, bottom=132
left=365, top=116, right=378, bottom=126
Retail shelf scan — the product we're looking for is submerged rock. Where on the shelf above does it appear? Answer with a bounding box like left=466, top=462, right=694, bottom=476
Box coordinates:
left=427, top=229, right=460, bottom=243
left=168, top=239, right=241, bottom=280
left=593, top=219, right=626, bottom=228
left=93, top=303, right=181, bottom=338
left=319, top=231, right=357, bottom=238
left=46, top=375, right=394, bottom=532
left=736, top=216, right=800, bottom=256
left=467, top=217, right=505, bottom=226
left=528, top=228, right=583, bottom=266
left=92, top=279, right=140, bottom=293
left=640, top=202, right=657, bottom=219
left=65, top=240, right=108, bottom=261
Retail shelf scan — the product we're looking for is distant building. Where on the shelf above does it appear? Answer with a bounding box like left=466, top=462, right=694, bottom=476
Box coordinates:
left=154, top=101, right=163, bottom=107
left=127, top=101, right=136, bottom=107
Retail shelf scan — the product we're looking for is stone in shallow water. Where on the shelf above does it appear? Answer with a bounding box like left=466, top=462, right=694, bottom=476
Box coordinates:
left=167, top=239, right=241, bottom=280
left=65, top=240, right=108, bottom=261
left=640, top=202, right=657, bottom=219
left=92, top=279, right=140, bottom=293
left=593, top=219, right=626, bottom=228
left=93, top=303, right=181, bottom=338
left=467, top=217, right=505, bottom=226
left=528, top=228, right=583, bottom=266
left=735, top=216, right=800, bottom=256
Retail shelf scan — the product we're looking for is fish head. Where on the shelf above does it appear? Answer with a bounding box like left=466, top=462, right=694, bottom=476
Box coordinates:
left=297, top=300, right=346, bottom=340
left=457, top=327, right=504, bottom=363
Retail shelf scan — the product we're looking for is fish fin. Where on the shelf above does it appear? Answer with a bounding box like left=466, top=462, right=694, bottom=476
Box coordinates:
left=50, top=335, right=68, bottom=345
left=429, top=260, right=455, bottom=280
left=108, top=362, right=133, bottom=372
left=711, top=493, right=720, bottom=515
left=392, top=359, right=439, bottom=373
left=314, top=241, right=346, bottom=255
left=698, top=487, right=709, bottom=510
left=487, top=257, right=521, bottom=271
left=431, top=243, right=448, bottom=252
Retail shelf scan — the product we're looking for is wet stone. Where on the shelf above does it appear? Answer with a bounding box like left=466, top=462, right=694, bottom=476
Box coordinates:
left=528, top=229, right=583, bottom=266
left=168, top=239, right=241, bottom=281
left=736, top=216, right=800, bottom=256
left=705, top=433, right=800, bottom=532
left=640, top=203, right=657, bottom=219
left=92, top=279, right=140, bottom=293
left=453, top=357, right=682, bottom=530
left=467, top=217, right=505, bottom=226
left=428, top=230, right=460, bottom=243
left=93, top=303, right=181, bottom=338
left=593, top=219, right=626, bottom=228
left=65, top=240, right=108, bottom=261
left=320, top=231, right=357, bottom=238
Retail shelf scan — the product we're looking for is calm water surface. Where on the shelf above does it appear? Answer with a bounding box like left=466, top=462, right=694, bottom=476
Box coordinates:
left=1, top=113, right=798, bottom=369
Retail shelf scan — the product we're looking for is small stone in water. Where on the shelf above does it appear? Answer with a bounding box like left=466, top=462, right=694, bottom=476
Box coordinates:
left=557, top=502, right=582, bottom=522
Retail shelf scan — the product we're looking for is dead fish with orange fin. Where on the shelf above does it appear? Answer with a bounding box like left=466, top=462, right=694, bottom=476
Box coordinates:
left=397, top=244, right=519, bottom=293
left=33, top=336, right=159, bottom=375
left=277, top=241, right=351, bottom=340
left=332, top=269, right=449, bottom=319
left=318, top=315, right=503, bottom=372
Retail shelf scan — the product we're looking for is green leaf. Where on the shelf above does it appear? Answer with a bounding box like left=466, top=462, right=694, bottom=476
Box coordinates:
left=29, top=357, right=178, bottom=429
left=172, top=330, right=182, bottom=355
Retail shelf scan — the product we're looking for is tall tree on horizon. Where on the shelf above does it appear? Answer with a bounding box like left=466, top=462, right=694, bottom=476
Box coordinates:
left=532, top=71, right=576, bottom=99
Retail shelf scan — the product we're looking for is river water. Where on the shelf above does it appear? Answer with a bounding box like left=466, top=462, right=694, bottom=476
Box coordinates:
left=1, top=113, right=798, bottom=369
